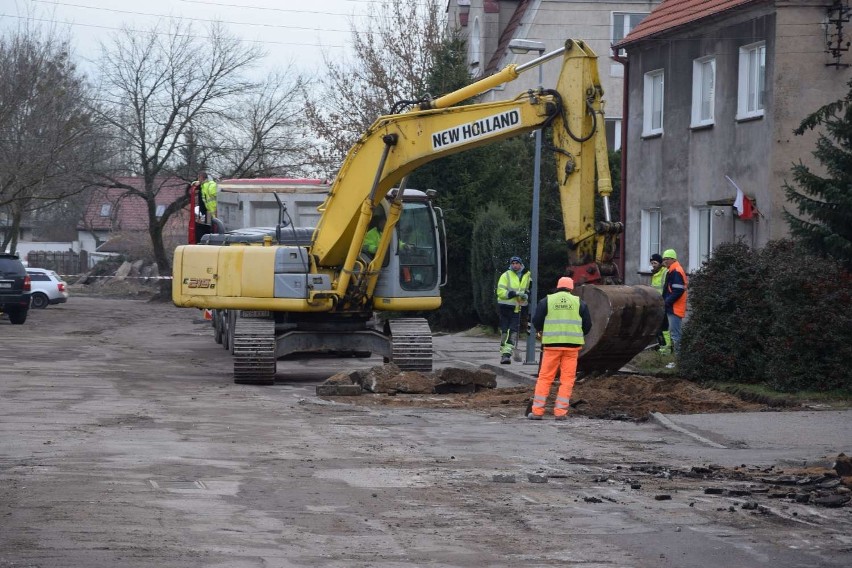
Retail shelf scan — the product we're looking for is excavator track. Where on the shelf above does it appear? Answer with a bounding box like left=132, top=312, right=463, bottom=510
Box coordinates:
left=388, top=318, right=433, bottom=372
left=232, top=317, right=277, bottom=385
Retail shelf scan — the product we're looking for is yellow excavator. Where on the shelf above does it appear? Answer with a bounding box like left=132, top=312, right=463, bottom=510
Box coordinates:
left=172, top=39, right=663, bottom=384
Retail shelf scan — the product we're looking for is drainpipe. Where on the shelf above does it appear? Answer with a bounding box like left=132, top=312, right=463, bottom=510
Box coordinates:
left=612, top=49, right=629, bottom=283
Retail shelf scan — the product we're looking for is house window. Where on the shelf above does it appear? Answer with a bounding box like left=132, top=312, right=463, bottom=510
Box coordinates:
left=643, top=70, right=664, bottom=136
left=640, top=208, right=661, bottom=269
left=605, top=118, right=622, bottom=151
left=156, top=204, right=166, bottom=218
left=612, top=12, right=648, bottom=56
left=691, top=56, right=715, bottom=127
left=99, top=203, right=111, bottom=217
left=689, top=206, right=712, bottom=271
left=737, top=42, right=766, bottom=120
left=469, top=17, right=481, bottom=72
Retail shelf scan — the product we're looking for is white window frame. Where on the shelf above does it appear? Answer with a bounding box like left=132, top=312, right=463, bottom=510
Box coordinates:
left=99, top=203, right=111, bottom=217
left=737, top=41, right=766, bottom=120
left=155, top=204, right=166, bottom=218
left=689, top=206, right=713, bottom=271
left=469, top=17, right=481, bottom=72
left=605, top=117, right=622, bottom=151
left=691, top=56, right=715, bottom=127
left=612, top=12, right=648, bottom=56
left=640, top=208, right=662, bottom=269
left=643, top=70, right=664, bottom=136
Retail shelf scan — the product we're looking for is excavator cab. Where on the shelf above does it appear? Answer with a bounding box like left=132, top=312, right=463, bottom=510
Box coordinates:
left=369, top=191, right=446, bottom=306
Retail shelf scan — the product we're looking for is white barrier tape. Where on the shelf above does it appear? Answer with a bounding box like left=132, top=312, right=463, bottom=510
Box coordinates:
left=64, top=275, right=174, bottom=280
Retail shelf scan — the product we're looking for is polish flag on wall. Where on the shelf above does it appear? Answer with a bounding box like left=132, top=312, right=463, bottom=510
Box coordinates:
left=725, top=175, right=755, bottom=220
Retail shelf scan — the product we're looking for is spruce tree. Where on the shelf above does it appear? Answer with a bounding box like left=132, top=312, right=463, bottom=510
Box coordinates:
left=783, top=78, right=852, bottom=269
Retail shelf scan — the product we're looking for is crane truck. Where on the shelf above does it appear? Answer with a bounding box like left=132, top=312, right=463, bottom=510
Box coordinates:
left=172, top=39, right=663, bottom=385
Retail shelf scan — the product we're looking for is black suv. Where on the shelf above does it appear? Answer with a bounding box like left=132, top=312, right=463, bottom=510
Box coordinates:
left=0, top=253, right=30, bottom=324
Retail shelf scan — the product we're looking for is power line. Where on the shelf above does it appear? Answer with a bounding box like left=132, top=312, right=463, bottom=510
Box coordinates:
left=0, top=14, right=347, bottom=48
left=4, top=13, right=826, bottom=47
left=26, top=0, right=358, bottom=34
left=176, top=0, right=373, bottom=17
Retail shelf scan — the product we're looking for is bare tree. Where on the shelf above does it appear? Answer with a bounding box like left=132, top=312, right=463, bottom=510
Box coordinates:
left=304, top=0, right=446, bottom=175
left=93, top=20, right=311, bottom=274
left=202, top=71, right=313, bottom=179
left=0, top=26, right=103, bottom=253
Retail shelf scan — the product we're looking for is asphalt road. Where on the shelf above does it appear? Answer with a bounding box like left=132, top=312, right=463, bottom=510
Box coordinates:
left=1, top=296, right=850, bottom=567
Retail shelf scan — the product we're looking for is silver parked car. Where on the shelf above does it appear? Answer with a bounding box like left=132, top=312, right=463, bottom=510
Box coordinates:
left=27, top=268, right=69, bottom=309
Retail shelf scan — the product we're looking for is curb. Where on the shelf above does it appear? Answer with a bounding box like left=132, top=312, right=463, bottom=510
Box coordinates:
left=481, top=363, right=538, bottom=384
left=649, top=412, right=728, bottom=449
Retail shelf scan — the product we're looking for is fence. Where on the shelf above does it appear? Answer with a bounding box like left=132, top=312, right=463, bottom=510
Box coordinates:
left=27, top=250, right=87, bottom=275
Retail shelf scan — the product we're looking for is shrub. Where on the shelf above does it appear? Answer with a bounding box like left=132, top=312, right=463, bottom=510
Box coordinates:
left=679, top=240, right=852, bottom=392
left=679, top=241, right=768, bottom=383
left=759, top=241, right=852, bottom=391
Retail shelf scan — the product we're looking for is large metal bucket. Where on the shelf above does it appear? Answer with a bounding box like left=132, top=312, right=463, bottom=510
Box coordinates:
left=575, top=284, right=664, bottom=372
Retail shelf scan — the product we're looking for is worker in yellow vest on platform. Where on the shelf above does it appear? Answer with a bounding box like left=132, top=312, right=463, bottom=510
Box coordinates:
left=192, top=171, right=217, bottom=220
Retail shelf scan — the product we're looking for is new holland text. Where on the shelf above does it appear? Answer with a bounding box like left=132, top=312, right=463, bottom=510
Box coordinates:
left=431, top=110, right=521, bottom=150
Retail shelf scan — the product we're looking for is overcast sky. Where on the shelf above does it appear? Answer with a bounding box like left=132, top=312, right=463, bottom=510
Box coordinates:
left=1, top=0, right=374, bottom=77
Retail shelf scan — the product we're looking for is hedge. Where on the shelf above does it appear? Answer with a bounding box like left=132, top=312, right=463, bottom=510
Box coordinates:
left=679, top=240, right=852, bottom=392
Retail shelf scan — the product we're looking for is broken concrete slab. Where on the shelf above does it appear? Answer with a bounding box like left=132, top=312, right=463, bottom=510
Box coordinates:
left=433, top=367, right=497, bottom=390
left=358, top=363, right=403, bottom=393
left=316, top=384, right=362, bottom=396
left=361, top=369, right=434, bottom=394
left=324, top=370, right=363, bottom=385
left=346, top=364, right=499, bottom=395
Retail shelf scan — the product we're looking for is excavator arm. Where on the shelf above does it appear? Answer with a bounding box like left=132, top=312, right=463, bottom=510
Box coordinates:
left=313, top=39, right=619, bottom=295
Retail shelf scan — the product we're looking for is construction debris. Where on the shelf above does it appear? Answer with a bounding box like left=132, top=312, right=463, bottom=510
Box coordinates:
left=318, top=372, right=767, bottom=421
left=317, top=363, right=497, bottom=396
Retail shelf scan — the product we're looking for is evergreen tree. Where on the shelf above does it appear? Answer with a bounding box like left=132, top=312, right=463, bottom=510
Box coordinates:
left=783, top=78, right=852, bottom=269
left=471, top=203, right=528, bottom=328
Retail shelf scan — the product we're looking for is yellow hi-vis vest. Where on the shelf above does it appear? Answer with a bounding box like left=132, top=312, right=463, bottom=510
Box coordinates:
left=201, top=180, right=217, bottom=216
left=650, top=267, right=667, bottom=295
left=496, top=269, right=531, bottom=307
left=542, top=291, right=585, bottom=345
left=362, top=227, right=380, bottom=254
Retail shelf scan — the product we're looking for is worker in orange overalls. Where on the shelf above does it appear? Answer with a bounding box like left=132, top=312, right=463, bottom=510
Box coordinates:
left=528, top=277, right=592, bottom=420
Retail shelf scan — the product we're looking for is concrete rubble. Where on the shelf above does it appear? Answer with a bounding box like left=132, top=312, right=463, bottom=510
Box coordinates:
left=317, top=363, right=498, bottom=396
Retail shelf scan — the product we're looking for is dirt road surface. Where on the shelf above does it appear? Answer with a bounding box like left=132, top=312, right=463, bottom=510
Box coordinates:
left=1, top=296, right=850, bottom=567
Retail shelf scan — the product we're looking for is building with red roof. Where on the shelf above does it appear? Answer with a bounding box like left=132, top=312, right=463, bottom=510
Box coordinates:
left=614, top=0, right=851, bottom=281
left=77, top=177, right=190, bottom=259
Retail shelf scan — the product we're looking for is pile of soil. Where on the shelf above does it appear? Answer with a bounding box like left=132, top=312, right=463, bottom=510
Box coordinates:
left=329, top=373, right=767, bottom=420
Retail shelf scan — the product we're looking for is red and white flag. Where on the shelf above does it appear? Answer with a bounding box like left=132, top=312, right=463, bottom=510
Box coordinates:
left=725, top=175, right=754, bottom=220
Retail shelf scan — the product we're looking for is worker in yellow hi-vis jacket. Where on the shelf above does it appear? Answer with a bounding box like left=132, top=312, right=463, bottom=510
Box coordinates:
left=495, top=255, right=531, bottom=365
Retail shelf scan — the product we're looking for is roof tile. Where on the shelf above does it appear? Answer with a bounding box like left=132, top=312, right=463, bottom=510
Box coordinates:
left=79, top=177, right=189, bottom=233
left=617, top=0, right=762, bottom=47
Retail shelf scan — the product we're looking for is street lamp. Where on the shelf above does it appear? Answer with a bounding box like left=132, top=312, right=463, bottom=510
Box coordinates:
left=508, top=39, right=546, bottom=366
